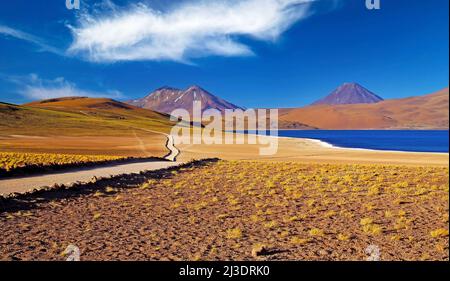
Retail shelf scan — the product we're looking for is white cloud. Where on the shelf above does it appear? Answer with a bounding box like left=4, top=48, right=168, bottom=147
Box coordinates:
left=0, top=25, right=62, bottom=55
left=68, top=0, right=313, bottom=62
left=3, top=73, right=123, bottom=100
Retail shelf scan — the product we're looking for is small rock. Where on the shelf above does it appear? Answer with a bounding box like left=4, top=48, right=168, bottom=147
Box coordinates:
left=251, top=244, right=269, bottom=257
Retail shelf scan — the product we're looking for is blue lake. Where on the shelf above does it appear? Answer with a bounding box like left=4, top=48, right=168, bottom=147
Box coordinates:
left=277, top=130, right=449, bottom=153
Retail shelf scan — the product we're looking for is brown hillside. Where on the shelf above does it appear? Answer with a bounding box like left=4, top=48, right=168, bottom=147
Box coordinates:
left=0, top=98, right=178, bottom=156
left=1, top=96, right=179, bottom=138
left=24, top=96, right=171, bottom=120
left=279, top=88, right=449, bottom=129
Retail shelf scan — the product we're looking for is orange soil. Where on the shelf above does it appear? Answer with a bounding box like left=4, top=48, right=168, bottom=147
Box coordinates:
left=1, top=160, right=448, bottom=261
left=0, top=134, right=168, bottom=158
left=279, top=88, right=449, bottom=129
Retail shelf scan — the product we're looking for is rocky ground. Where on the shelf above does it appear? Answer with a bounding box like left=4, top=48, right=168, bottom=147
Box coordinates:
left=0, top=160, right=448, bottom=261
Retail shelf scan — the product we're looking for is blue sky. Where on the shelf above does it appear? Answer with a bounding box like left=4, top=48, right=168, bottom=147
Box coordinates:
left=0, top=0, right=448, bottom=108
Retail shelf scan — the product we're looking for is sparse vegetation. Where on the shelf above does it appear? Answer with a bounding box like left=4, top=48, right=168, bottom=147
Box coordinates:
left=0, top=151, right=124, bottom=174
left=226, top=228, right=243, bottom=239
left=431, top=229, right=449, bottom=238
left=1, top=160, right=448, bottom=261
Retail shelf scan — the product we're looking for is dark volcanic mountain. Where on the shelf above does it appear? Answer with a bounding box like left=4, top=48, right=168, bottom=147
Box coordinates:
left=127, top=85, right=243, bottom=115
left=312, top=83, right=384, bottom=105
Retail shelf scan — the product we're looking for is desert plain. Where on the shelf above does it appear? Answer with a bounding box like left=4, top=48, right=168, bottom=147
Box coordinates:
left=0, top=98, right=448, bottom=261
left=1, top=132, right=449, bottom=261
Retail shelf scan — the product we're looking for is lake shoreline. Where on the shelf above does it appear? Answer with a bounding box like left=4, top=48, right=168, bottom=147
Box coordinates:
left=301, top=137, right=450, bottom=155
left=276, top=130, right=449, bottom=154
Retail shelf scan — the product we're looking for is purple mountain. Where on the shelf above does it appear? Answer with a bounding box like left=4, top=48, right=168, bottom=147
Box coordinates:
left=126, top=85, right=243, bottom=115
left=312, top=83, right=384, bottom=105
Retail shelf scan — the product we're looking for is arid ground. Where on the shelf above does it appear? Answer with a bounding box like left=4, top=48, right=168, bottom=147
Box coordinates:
left=0, top=133, right=168, bottom=158
left=1, top=160, right=448, bottom=261
left=177, top=135, right=449, bottom=166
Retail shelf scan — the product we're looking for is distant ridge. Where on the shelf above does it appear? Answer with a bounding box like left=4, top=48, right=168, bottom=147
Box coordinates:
left=280, top=87, right=449, bottom=130
left=127, top=85, right=243, bottom=114
left=0, top=97, right=177, bottom=139
left=26, top=96, right=139, bottom=111
left=313, top=83, right=384, bottom=105
left=23, top=96, right=172, bottom=120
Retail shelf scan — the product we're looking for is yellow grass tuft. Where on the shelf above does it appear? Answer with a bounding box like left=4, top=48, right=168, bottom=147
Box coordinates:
left=309, top=228, right=324, bottom=237
left=362, top=224, right=383, bottom=236
left=226, top=228, right=243, bottom=239
left=290, top=237, right=310, bottom=245
left=0, top=152, right=123, bottom=172
left=263, top=220, right=278, bottom=229
left=360, top=218, right=373, bottom=226
left=430, top=229, right=449, bottom=238
left=337, top=234, right=350, bottom=241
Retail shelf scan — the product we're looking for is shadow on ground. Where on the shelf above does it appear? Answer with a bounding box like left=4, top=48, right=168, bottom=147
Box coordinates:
left=0, top=158, right=220, bottom=214
left=0, top=157, right=170, bottom=180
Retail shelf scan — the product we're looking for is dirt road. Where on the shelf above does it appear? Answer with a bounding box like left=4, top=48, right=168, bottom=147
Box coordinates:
left=0, top=160, right=181, bottom=195
left=0, top=127, right=182, bottom=195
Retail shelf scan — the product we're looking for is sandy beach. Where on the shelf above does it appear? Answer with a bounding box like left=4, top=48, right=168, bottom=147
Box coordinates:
left=177, top=134, right=449, bottom=167
left=1, top=132, right=448, bottom=169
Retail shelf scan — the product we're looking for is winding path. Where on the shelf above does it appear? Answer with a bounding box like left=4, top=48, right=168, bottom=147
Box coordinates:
left=0, top=130, right=182, bottom=195
left=163, top=134, right=180, bottom=161
left=131, top=128, right=180, bottom=161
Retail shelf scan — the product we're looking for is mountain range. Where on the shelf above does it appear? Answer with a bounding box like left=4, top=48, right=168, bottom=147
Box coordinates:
left=127, top=82, right=385, bottom=114
left=125, top=83, right=448, bottom=129
left=127, top=85, right=243, bottom=115
left=1, top=83, right=447, bottom=132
